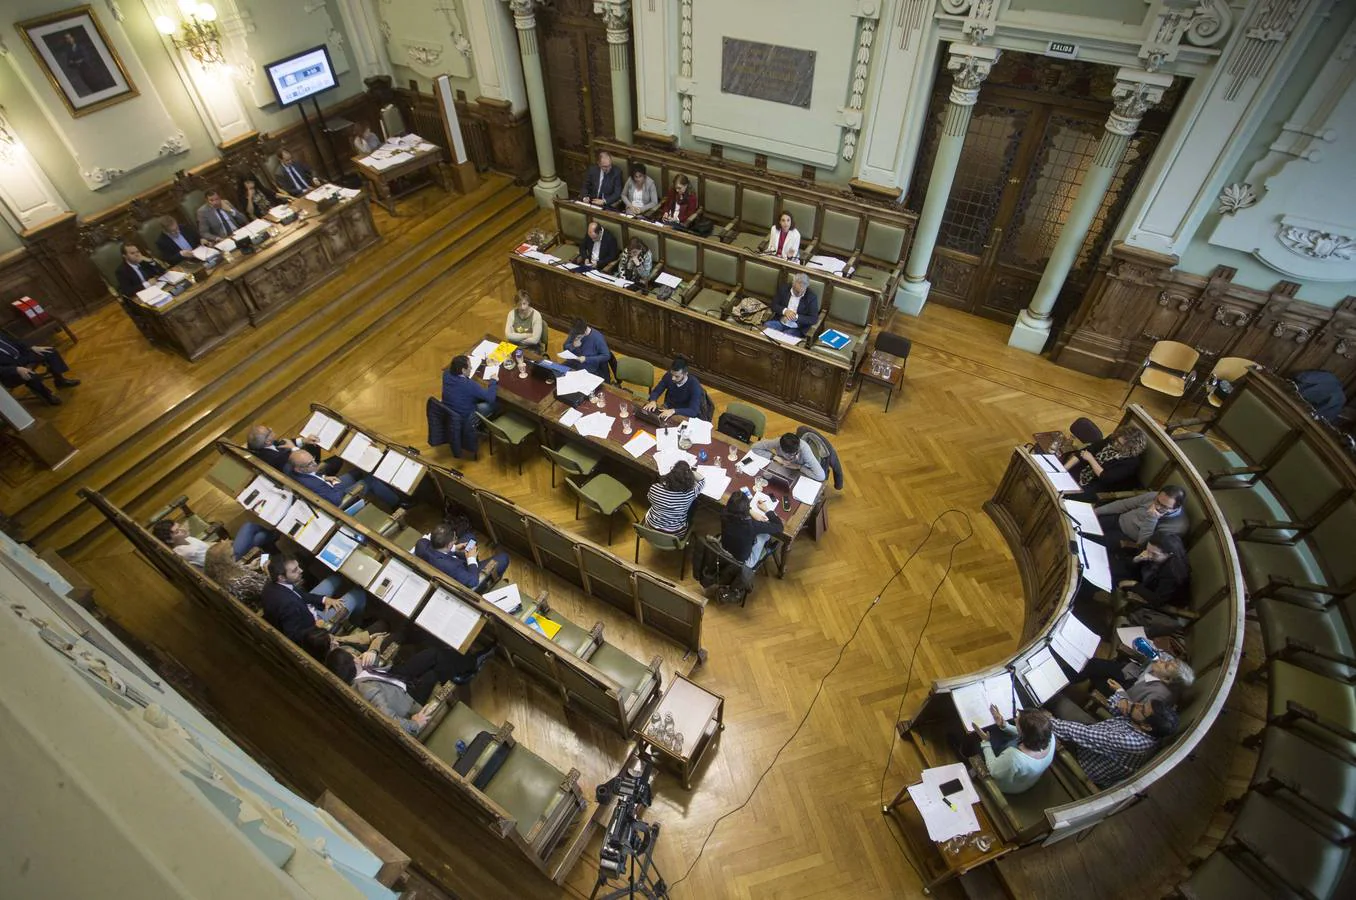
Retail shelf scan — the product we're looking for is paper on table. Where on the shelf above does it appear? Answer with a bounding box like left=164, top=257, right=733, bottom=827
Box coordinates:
left=683, top=418, right=713, bottom=444
left=557, top=349, right=580, bottom=361
left=656, top=427, right=679, bottom=455
left=481, top=363, right=501, bottom=382
left=791, top=476, right=823, bottom=505
left=522, top=250, right=560, bottom=264
left=471, top=339, right=500, bottom=359
left=416, top=588, right=483, bottom=649
left=951, top=671, right=1021, bottom=729
left=1018, top=645, right=1070, bottom=705
left=318, top=528, right=360, bottom=570
left=696, top=465, right=731, bottom=499
left=806, top=255, right=847, bottom=275
left=654, top=449, right=698, bottom=475
left=555, top=369, right=604, bottom=396
left=278, top=498, right=314, bottom=538
left=1061, top=498, right=1104, bottom=535
left=654, top=272, right=682, bottom=288
left=921, top=763, right=980, bottom=806
left=1033, top=453, right=1082, bottom=492
left=483, top=583, right=523, bottom=615
left=301, top=411, right=346, bottom=450
left=623, top=430, right=657, bottom=457
left=161, top=270, right=189, bottom=285
left=907, top=782, right=980, bottom=842
left=370, top=558, right=417, bottom=613
left=1116, top=625, right=1149, bottom=651
left=372, top=449, right=405, bottom=485
left=1050, top=612, right=1101, bottom=671
left=237, top=476, right=292, bottom=525
left=136, top=286, right=172, bottom=306
left=216, top=239, right=237, bottom=253
left=188, top=245, right=220, bottom=262
left=737, top=453, right=771, bottom=475
left=762, top=327, right=804, bottom=346
left=388, top=572, right=430, bottom=617
left=295, top=509, right=335, bottom=551
left=1077, top=535, right=1112, bottom=591
left=559, top=408, right=584, bottom=428
left=340, top=432, right=384, bottom=472
left=388, top=456, right=424, bottom=494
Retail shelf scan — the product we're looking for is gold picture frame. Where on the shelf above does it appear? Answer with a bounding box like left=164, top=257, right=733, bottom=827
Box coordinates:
left=17, top=5, right=139, bottom=118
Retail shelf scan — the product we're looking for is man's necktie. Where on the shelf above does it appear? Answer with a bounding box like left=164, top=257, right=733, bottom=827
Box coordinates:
left=288, top=165, right=304, bottom=192
left=219, top=210, right=232, bottom=234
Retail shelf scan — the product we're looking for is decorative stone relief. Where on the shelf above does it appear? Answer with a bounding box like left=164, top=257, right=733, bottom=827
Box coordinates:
left=679, top=0, right=693, bottom=124
left=1107, top=76, right=1169, bottom=136
left=1217, top=183, right=1256, bottom=215
left=840, top=0, right=879, bottom=161
left=383, top=0, right=473, bottom=78
left=405, top=42, right=444, bottom=66
left=106, top=0, right=126, bottom=22
left=158, top=131, right=189, bottom=156
left=1276, top=223, right=1356, bottom=261
left=939, top=0, right=997, bottom=45
left=1139, top=0, right=1234, bottom=71
left=1224, top=0, right=1309, bottom=102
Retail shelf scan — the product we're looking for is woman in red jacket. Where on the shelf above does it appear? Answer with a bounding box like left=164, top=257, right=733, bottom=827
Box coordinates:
left=659, top=174, right=699, bottom=225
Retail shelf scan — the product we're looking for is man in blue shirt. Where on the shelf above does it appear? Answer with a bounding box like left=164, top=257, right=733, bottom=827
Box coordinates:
left=442, top=354, right=500, bottom=420
left=644, top=355, right=706, bottom=420
left=414, top=522, right=509, bottom=593
left=287, top=449, right=402, bottom=509
left=563, top=318, right=611, bottom=381
left=766, top=273, right=820, bottom=337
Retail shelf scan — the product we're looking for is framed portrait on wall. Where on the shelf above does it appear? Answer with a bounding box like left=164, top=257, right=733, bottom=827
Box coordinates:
left=17, top=5, right=139, bottom=118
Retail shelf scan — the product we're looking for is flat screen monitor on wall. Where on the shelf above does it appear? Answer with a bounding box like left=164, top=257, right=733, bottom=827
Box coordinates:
left=264, top=45, right=338, bottom=109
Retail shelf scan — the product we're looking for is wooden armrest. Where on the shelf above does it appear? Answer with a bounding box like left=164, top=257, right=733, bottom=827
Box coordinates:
left=1235, top=517, right=1308, bottom=543
left=685, top=206, right=703, bottom=225
left=1280, top=700, right=1356, bottom=744
left=844, top=251, right=860, bottom=277
left=1261, top=575, right=1354, bottom=600
left=1278, top=639, right=1356, bottom=677
left=800, top=238, right=818, bottom=260
left=1165, top=417, right=1215, bottom=434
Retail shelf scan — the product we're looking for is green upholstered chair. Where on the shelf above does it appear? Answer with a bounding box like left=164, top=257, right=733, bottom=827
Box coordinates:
left=554, top=204, right=590, bottom=260
left=740, top=260, right=782, bottom=304
left=699, top=176, right=739, bottom=234
left=586, top=642, right=660, bottom=725
left=565, top=474, right=635, bottom=543
left=89, top=239, right=126, bottom=294
left=688, top=247, right=739, bottom=318
left=541, top=442, right=603, bottom=488
left=1255, top=592, right=1356, bottom=683
left=729, top=187, right=777, bottom=252
left=720, top=400, right=766, bottom=442
left=540, top=610, right=603, bottom=659
left=1176, top=848, right=1300, bottom=900
left=975, top=767, right=1077, bottom=846
left=633, top=521, right=690, bottom=579
left=811, top=286, right=873, bottom=369
left=179, top=189, right=206, bottom=229
left=1223, top=791, right=1350, bottom=900
left=1252, top=724, right=1356, bottom=838
left=137, top=218, right=167, bottom=259
left=482, top=744, right=582, bottom=857
left=476, top=411, right=536, bottom=475
left=1241, top=501, right=1356, bottom=609
left=1248, top=660, right=1356, bottom=762
left=421, top=701, right=497, bottom=768
left=781, top=197, right=819, bottom=249
left=615, top=356, right=655, bottom=397
left=861, top=218, right=909, bottom=267
left=816, top=209, right=863, bottom=262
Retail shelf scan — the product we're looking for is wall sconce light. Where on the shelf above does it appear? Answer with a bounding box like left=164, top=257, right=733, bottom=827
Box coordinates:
left=155, top=1, right=225, bottom=68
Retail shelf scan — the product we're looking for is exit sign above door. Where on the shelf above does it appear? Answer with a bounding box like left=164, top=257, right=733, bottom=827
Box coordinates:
left=1046, top=41, right=1078, bottom=59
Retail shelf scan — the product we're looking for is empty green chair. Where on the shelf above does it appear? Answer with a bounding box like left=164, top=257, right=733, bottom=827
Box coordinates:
left=1223, top=790, right=1350, bottom=900
left=1252, top=725, right=1356, bottom=838
left=1177, top=848, right=1299, bottom=900
left=565, top=474, right=635, bottom=543
left=1246, top=660, right=1356, bottom=761
left=720, top=401, right=766, bottom=442
left=541, top=442, right=603, bottom=488
left=476, top=411, right=536, bottom=475
left=615, top=356, right=655, bottom=398
left=421, top=701, right=497, bottom=767
left=633, top=521, right=691, bottom=579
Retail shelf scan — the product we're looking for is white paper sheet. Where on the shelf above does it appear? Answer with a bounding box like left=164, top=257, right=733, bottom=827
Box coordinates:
left=653, top=449, right=698, bottom=476
left=696, top=465, right=731, bottom=499
left=482, top=363, right=501, bottom=382
left=340, top=432, right=384, bottom=472
left=921, top=763, right=980, bottom=806
left=388, top=456, right=424, bottom=494
left=951, top=671, right=1021, bottom=730
left=278, top=498, right=314, bottom=538
left=1077, top=535, right=1113, bottom=591
left=555, top=369, right=603, bottom=396
left=574, top=411, right=615, bottom=438
left=737, top=453, right=771, bottom=476
left=161, top=270, right=189, bottom=285
left=370, top=558, right=421, bottom=614
left=1061, top=498, right=1104, bottom=535
left=655, top=427, right=679, bottom=455
left=216, top=239, right=237, bottom=253
left=907, top=781, right=979, bottom=842
left=806, top=255, right=847, bottom=275
left=1116, top=626, right=1149, bottom=651
left=654, top=272, right=682, bottom=288
left=388, top=572, right=430, bottom=617
left=762, top=327, right=804, bottom=346
left=1033, top=453, right=1082, bottom=492
left=136, top=286, right=172, bottom=306
left=301, top=411, right=346, bottom=450
left=557, top=349, right=580, bottom=361
left=683, top=418, right=713, bottom=443
left=415, top=588, right=483, bottom=650
left=1019, top=645, right=1070, bottom=705
left=372, top=449, right=405, bottom=485
left=1049, top=613, right=1102, bottom=671
left=483, top=583, right=523, bottom=615
left=623, top=431, right=657, bottom=457
left=559, top=408, right=584, bottom=428
left=267, top=204, right=294, bottom=220
left=522, top=250, right=560, bottom=264
left=295, top=509, right=335, bottom=552
left=236, top=476, right=292, bottom=525
left=188, top=245, right=220, bottom=262
left=472, top=339, right=500, bottom=359
left=791, top=476, right=823, bottom=505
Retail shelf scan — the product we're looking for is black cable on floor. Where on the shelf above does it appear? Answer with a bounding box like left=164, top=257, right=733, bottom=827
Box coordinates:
left=668, top=509, right=973, bottom=893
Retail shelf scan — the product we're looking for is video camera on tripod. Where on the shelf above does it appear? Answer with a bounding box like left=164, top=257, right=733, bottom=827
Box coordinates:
left=591, top=747, right=668, bottom=899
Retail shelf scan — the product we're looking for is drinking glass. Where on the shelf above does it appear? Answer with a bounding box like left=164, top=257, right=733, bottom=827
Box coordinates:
left=594, top=390, right=606, bottom=407
left=727, top=445, right=740, bottom=463
left=619, top=403, right=630, bottom=420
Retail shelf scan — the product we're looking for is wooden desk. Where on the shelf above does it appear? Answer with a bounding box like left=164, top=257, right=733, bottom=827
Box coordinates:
left=636, top=674, right=723, bottom=788
left=886, top=779, right=1010, bottom=892
left=353, top=144, right=448, bottom=215
left=121, top=194, right=378, bottom=360
left=855, top=350, right=904, bottom=412
left=509, top=254, right=854, bottom=432
left=471, top=338, right=819, bottom=567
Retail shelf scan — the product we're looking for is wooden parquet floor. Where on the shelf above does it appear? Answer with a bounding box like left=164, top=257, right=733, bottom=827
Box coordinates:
left=25, top=189, right=1255, bottom=900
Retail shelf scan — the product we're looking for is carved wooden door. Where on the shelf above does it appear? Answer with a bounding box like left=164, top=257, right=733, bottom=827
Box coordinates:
left=909, top=55, right=1172, bottom=326
left=537, top=0, right=615, bottom=192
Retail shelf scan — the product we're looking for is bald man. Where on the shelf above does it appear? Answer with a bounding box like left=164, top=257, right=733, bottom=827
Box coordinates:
left=287, top=449, right=402, bottom=509
left=245, top=424, right=340, bottom=475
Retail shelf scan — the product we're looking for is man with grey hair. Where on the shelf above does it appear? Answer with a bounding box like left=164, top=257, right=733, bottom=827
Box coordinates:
left=766, top=272, right=820, bottom=338
left=287, top=449, right=402, bottom=509
left=245, top=424, right=340, bottom=475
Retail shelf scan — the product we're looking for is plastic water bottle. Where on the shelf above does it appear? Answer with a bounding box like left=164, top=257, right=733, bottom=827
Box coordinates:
left=455, top=739, right=467, bottom=756
left=1132, top=636, right=1159, bottom=660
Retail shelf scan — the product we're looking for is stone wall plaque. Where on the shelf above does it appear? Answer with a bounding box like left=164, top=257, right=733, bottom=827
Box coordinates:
left=720, top=38, right=815, bottom=108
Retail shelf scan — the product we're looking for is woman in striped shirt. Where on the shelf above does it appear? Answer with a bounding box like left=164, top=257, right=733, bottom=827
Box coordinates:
left=644, top=462, right=704, bottom=533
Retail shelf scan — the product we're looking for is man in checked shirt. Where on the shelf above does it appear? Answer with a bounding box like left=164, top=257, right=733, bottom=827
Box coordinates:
left=1049, top=691, right=1178, bottom=788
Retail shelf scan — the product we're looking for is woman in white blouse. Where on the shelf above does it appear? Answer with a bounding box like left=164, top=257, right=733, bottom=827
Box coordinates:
left=763, top=212, right=801, bottom=261
left=622, top=163, right=659, bottom=217
left=352, top=122, right=382, bottom=155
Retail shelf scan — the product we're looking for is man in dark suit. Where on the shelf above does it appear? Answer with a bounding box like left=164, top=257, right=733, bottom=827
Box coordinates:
left=245, top=424, right=340, bottom=474
left=274, top=149, right=319, bottom=196
left=413, top=522, right=508, bottom=593
left=154, top=215, right=203, bottom=265
left=197, top=190, right=247, bottom=241
left=0, top=333, right=79, bottom=405
left=287, top=449, right=403, bottom=509
left=767, top=273, right=820, bottom=338
left=581, top=150, right=623, bottom=209
left=115, top=243, right=167, bottom=298
left=575, top=222, right=619, bottom=270
left=261, top=554, right=366, bottom=643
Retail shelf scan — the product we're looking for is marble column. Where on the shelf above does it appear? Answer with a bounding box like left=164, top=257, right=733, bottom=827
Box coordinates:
left=594, top=1, right=634, bottom=143
left=1008, top=70, right=1172, bottom=353
left=896, top=44, right=999, bottom=316
left=504, top=0, right=566, bottom=206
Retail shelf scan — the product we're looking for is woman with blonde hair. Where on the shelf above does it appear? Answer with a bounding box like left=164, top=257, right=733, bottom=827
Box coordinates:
left=204, top=541, right=267, bottom=607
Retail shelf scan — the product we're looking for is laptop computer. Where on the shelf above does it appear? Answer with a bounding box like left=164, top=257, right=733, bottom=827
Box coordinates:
left=531, top=360, right=568, bottom=381
left=633, top=405, right=668, bottom=428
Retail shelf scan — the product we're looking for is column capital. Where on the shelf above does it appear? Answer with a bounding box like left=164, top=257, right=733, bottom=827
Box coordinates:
left=593, top=0, right=631, bottom=40
left=503, top=0, right=538, bottom=30
left=1107, top=68, right=1173, bottom=135
left=946, top=44, right=1000, bottom=106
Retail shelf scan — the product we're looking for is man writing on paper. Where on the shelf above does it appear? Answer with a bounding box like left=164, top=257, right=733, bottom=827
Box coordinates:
left=644, top=355, right=706, bottom=420
left=751, top=433, right=826, bottom=482
left=442, top=354, right=500, bottom=421
left=261, top=554, right=367, bottom=642
left=562, top=318, right=612, bottom=381
left=574, top=222, right=620, bottom=270
left=287, top=449, right=403, bottom=509
left=155, top=216, right=206, bottom=265
left=765, top=273, right=819, bottom=338
left=414, top=522, right=509, bottom=593
left=581, top=150, right=623, bottom=209
left=1050, top=699, right=1177, bottom=788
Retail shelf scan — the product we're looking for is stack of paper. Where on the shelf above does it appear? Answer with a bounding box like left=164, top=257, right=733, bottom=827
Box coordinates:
left=791, top=476, right=823, bottom=505
left=559, top=408, right=584, bottom=429
left=696, top=464, right=731, bottom=500
left=556, top=369, right=604, bottom=396
left=623, top=431, right=657, bottom=457
left=373, top=449, right=424, bottom=494
left=762, top=327, right=804, bottom=346
left=654, top=272, right=683, bottom=289
left=584, top=269, right=630, bottom=287
left=522, top=249, right=560, bottom=264
left=1033, top=453, right=1082, bottom=492
left=1018, top=645, right=1070, bottom=704
left=1077, top=535, right=1112, bottom=591
left=278, top=498, right=314, bottom=539
left=161, top=270, right=189, bottom=285
left=573, top=412, right=615, bottom=438
left=301, top=411, right=346, bottom=450
left=340, top=432, right=385, bottom=472
left=136, top=285, right=172, bottom=306
left=231, top=220, right=272, bottom=242
left=236, top=476, right=293, bottom=525
left=1050, top=613, right=1101, bottom=671
left=483, top=583, right=523, bottom=615
left=1061, top=498, right=1104, bottom=535
left=336, top=186, right=362, bottom=200
left=415, top=589, right=482, bottom=650
left=683, top=419, right=713, bottom=443
left=267, top=204, right=295, bottom=221
left=370, top=558, right=430, bottom=616
left=318, top=528, right=361, bottom=570
left=737, top=453, right=771, bottom=476
left=907, top=770, right=980, bottom=842
left=306, top=185, right=338, bottom=202
left=806, top=255, right=848, bottom=275
left=654, top=449, right=699, bottom=475
left=216, top=238, right=238, bottom=253
left=188, top=245, right=221, bottom=263
left=295, top=509, right=335, bottom=551
left=951, top=671, right=1021, bottom=729
left=656, top=427, right=679, bottom=455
